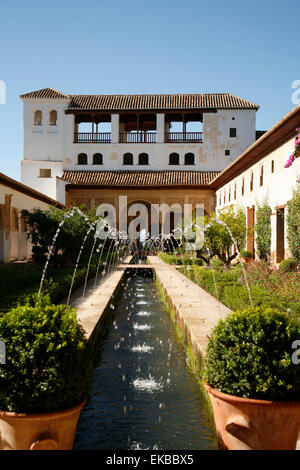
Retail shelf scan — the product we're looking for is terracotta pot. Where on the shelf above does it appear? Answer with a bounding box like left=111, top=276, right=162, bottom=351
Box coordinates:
left=0, top=399, right=86, bottom=450
left=204, top=383, right=300, bottom=450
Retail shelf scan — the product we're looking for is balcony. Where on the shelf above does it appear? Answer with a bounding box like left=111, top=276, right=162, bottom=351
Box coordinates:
left=119, top=132, right=157, bottom=143
left=73, top=131, right=203, bottom=144
left=74, top=132, right=111, bottom=143
left=165, top=132, right=203, bottom=143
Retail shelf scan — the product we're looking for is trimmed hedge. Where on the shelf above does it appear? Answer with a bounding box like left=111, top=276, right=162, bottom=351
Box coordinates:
left=203, top=307, right=300, bottom=401
left=0, top=296, right=93, bottom=413
left=159, top=253, right=203, bottom=266
left=279, top=258, right=298, bottom=273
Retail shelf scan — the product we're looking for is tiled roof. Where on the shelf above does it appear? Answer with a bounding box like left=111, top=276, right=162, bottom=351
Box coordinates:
left=20, top=87, right=259, bottom=111
left=60, top=170, right=220, bottom=187
left=0, top=172, right=64, bottom=208
left=210, top=102, right=300, bottom=189
left=67, top=93, right=259, bottom=111
left=20, top=87, right=69, bottom=100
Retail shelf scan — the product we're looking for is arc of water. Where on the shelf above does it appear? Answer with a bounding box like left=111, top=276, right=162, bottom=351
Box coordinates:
left=66, top=222, right=96, bottom=307
left=81, top=231, right=99, bottom=301
left=94, top=224, right=112, bottom=289
left=194, top=217, right=254, bottom=309
left=37, top=207, right=95, bottom=302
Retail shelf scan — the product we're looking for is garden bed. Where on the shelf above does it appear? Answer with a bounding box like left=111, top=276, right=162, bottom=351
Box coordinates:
left=161, top=256, right=300, bottom=316
left=0, top=255, right=105, bottom=313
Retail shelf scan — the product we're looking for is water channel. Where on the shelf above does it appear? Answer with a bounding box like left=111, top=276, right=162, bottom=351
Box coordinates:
left=74, top=272, right=217, bottom=450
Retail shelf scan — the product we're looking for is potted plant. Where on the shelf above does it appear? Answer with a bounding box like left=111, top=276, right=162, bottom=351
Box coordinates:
left=0, top=295, right=93, bottom=450
left=203, top=307, right=300, bottom=450
left=239, top=250, right=253, bottom=264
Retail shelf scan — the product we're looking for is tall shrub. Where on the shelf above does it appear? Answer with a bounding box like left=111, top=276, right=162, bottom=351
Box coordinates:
left=22, top=207, right=96, bottom=265
left=255, top=199, right=272, bottom=261
left=287, top=186, right=300, bottom=264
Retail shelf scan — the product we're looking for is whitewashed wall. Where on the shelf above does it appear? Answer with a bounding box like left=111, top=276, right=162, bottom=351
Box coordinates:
left=215, top=136, right=300, bottom=262
left=0, top=184, right=55, bottom=262
left=21, top=96, right=257, bottom=200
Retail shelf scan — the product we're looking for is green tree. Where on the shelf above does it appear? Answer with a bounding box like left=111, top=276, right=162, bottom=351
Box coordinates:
left=201, top=207, right=246, bottom=266
left=22, top=206, right=96, bottom=265
left=255, top=199, right=272, bottom=261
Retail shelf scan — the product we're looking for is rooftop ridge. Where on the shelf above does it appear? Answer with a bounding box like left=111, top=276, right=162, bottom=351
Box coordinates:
left=20, top=88, right=259, bottom=110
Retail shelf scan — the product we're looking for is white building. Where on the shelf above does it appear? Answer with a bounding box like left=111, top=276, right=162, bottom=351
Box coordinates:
left=20, top=87, right=259, bottom=204
left=210, top=103, right=300, bottom=263
left=0, top=172, right=63, bottom=262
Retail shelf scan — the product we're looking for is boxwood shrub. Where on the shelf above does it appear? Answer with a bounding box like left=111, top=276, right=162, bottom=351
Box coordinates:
left=239, top=250, right=253, bottom=258
left=0, top=296, right=93, bottom=413
left=203, top=307, right=300, bottom=401
left=279, top=258, right=298, bottom=273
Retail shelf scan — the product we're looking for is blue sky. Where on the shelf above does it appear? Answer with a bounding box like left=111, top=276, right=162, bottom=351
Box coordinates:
left=0, top=0, right=299, bottom=180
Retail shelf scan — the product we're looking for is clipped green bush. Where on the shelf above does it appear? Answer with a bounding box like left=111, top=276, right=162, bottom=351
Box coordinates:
left=279, top=258, right=298, bottom=273
left=0, top=296, right=93, bottom=413
left=203, top=307, right=300, bottom=401
left=239, top=250, right=253, bottom=258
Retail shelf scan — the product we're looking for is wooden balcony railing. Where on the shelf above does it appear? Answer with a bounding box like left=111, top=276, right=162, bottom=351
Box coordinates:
left=119, top=132, right=157, bottom=143
left=74, top=131, right=203, bottom=144
left=165, top=132, right=203, bottom=143
left=74, top=132, right=111, bottom=143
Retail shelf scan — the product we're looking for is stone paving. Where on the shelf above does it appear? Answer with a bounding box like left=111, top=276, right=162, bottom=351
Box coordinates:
left=148, top=255, right=232, bottom=360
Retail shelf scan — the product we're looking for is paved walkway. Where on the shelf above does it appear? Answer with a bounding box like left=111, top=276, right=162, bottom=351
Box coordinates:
left=64, top=256, right=131, bottom=340
left=148, top=255, right=232, bottom=359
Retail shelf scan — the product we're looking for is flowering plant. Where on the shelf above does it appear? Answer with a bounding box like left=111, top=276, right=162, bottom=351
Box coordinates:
left=284, top=128, right=300, bottom=168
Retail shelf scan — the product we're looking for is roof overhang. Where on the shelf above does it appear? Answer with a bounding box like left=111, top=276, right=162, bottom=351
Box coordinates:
left=210, top=104, right=300, bottom=190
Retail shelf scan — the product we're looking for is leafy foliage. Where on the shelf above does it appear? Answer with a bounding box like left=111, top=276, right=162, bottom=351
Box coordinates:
left=182, top=261, right=300, bottom=316
left=158, top=253, right=203, bottom=266
left=255, top=200, right=272, bottom=261
left=22, top=207, right=96, bottom=265
left=202, top=208, right=246, bottom=266
left=203, top=307, right=300, bottom=401
left=287, top=187, right=300, bottom=264
left=239, top=250, right=253, bottom=258
left=279, top=258, right=298, bottom=273
left=0, top=254, right=104, bottom=313
left=0, top=296, right=93, bottom=413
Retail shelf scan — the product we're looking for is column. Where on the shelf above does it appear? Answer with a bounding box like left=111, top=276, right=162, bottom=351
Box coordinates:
left=111, top=114, right=119, bottom=143
left=156, top=113, right=165, bottom=143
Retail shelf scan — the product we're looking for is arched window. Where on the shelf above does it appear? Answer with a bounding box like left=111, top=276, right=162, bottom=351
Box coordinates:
left=169, top=153, right=179, bottom=165
left=138, top=153, right=148, bottom=165
left=49, top=110, right=57, bottom=126
left=123, top=153, right=133, bottom=165
left=184, top=153, right=195, bottom=165
left=93, top=153, right=103, bottom=165
left=34, top=110, right=42, bottom=126
left=78, top=153, right=87, bottom=165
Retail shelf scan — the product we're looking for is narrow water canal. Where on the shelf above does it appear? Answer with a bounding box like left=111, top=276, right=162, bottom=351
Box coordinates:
left=74, top=273, right=217, bottom=450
